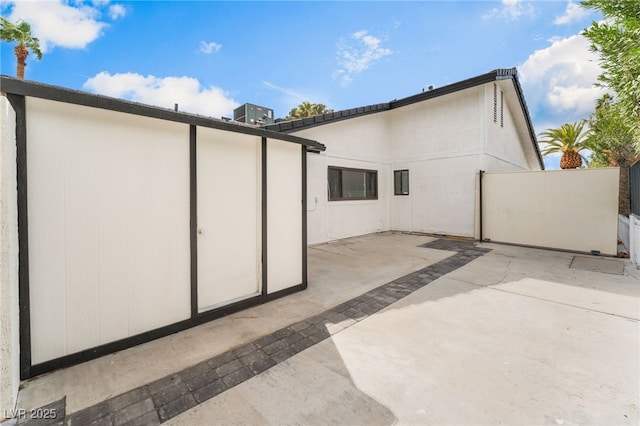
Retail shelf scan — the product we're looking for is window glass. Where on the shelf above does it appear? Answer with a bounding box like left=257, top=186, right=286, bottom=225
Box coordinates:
left=394, top=170, right=409, bottom=195
left=328, top=167, right=377, bottom=201
left=366, top=171, right=377, bottom=198
left=328, top=168, right=342, bottom=200
left=342, top=169, right=366, bottom=198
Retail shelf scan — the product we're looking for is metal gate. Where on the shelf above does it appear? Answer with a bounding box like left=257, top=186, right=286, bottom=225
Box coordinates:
left=631, top=161, right=640, bottom=216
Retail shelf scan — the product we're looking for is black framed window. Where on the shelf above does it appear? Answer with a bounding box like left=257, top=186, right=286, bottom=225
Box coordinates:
left=328, top=166, right=377, bottom=201
left=394, top=170, right=409, bottom=195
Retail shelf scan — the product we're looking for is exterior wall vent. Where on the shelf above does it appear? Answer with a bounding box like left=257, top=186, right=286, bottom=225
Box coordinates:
left=500, top=90, right=504, bottom=128
left=493, top=83, right=498, bottom=123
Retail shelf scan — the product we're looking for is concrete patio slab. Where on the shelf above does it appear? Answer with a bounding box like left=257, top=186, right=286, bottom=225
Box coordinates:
left=5, top=232, right=639, bottom=426
left=166, top=238, right=640, bottom=426
left=570, top=255, right=625, bottom=275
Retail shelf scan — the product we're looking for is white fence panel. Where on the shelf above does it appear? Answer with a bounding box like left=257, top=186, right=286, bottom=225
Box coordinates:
left=630, top=215, right=640, bottom=266
left=483, top=168, right=619, bottom=255
left=27, top=98, right=191, bottom=364
left=197, top=128, right=261, bottom=311
left=267, top=141, right=302, bottom=293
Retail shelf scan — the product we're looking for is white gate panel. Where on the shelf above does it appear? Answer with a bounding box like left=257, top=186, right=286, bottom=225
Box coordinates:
left=483, top=168, right=619, bottom=255
left=197, top=129, right=261, bottom=311
left=27, top=98, right=191, bottom=364
left=267, top=141, right=302, bottom=293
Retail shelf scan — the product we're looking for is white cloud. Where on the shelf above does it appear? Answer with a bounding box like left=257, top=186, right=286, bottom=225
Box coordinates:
left=519, top=34, right=606, bottom=117
left=200, top=41, right=222, bottom=54
left=4, top=0, right=126, bottom=52
left=335, top=30, right=392, bottom=87
left=83, top=72, right=239, bottom=118
left=553, top=1, right=589, bottom=25
left=108, top=4, right=127, bottom=20
left=483, top=0, right=536, bottom=21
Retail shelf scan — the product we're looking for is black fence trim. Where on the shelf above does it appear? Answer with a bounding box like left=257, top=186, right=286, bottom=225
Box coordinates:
left=7, top=93, right=32, bottom=380
left=261, top=137, right=268, bottom=297
left=302, top=145, right=308, bottom=286
left=189, top=126, right=198, bottom=319
left=29, top=318, right=193, bottom=378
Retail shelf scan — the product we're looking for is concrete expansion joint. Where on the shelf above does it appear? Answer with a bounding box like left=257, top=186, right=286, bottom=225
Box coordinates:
left=12, top=238, right=491, bottom=426
left=461, top=281, right=640, bottom=323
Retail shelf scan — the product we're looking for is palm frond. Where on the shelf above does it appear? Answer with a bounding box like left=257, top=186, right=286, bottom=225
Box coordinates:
left=538, top=120, right=591, bottom=157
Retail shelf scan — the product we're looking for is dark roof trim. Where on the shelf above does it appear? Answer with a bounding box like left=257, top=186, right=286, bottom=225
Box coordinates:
left=264, top=68, right=542, bottom=168
left=504, top=70, right=545, bottom=170
left=0, top=75, right=325, bottom=152
left=390, top=69, right=500, bottom=109
left=271, top=102, right=391, bottom=133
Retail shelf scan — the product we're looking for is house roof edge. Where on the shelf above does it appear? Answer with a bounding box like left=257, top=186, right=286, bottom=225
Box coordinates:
left=0, top=75, right=326, bottom=151
left=501, top=69, right=545, bottom=170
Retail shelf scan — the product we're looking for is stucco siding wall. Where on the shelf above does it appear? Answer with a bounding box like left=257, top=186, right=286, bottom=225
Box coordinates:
left=483, top=154, right=531, bottom=172
left=388, top=88, right=483, bottom=162
left=305, top=152, right=390, bottom=244
left=389, top=161, right=413, bottom=233
left=296, top=114, right=391, bottom=162
left=0, top=97, right=19, bottom=417
left=487, top=81, right=542, bottom=171
left=296, top=116, right=391, bottom=244
left=388, top=88, right=484, bottom=237
left=390, top=156, right=481, bottom=237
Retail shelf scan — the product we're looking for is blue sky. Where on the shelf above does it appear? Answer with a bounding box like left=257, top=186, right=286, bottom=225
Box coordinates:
left=0, top=1, right=606, bottom=169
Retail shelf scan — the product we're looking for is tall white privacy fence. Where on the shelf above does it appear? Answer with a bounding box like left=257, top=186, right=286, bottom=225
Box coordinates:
left=0, top=77, right=325, bottom=387
left=480, top=168, right=619, bottom=256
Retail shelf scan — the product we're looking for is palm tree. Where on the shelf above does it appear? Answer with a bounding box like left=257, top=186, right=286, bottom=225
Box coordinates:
left=0, top=17, right=42, bottom=80
left=539, top=121, right=590, bottom=169
left=285, top=102, right=333, bottom=121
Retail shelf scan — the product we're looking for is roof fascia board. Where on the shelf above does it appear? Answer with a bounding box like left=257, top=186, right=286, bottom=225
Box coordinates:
left=389, top=70, right=499, bottom=109
left=503, top=73, right=545, bottom=170
left=266, top=103, right=391, bottom=133
left=0, top=76, right=325, bottom=151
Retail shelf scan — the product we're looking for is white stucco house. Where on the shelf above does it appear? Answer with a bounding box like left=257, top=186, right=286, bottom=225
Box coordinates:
left=266, top=68, right=544, bottom=245
left=0, top=68, right=544, bottom=410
